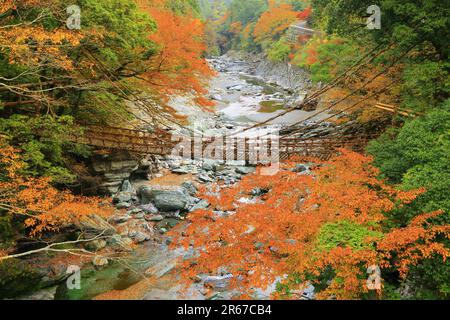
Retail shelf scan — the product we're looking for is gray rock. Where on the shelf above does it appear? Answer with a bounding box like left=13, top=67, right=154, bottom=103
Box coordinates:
left=202, top=162, right=214, bottom=171
left=18, top=286, right=58, bottom=300
left=103, top=172, right=131, bottom=181
left=164, top=211, right=182, bottom=219
left=292, top=164, right=308, bottom=173
left=99, top=182, right=122, bottom=195
left=300, top=283, right=316, bottom=300
left=227, top=84, right=243, bottom=91
left=135, top=213, right=145, bottom=219
left=127, top=208, right=143, bottom=215
left=145, top=214, right=164, bottom=222
left=139, top=188, right=189, bottom=212
left=171, top=167, right=191, bottom=175
left=213, top=164, right=228, bottom=172
left=181, top=181, right=197, bottom=196
left=235, top=166, right=256, bottom=175
left=115, top=202, right=131, bottom=209
left=110, top=160, right=139, bottom=171
left=190, top=200, right=210, bottom=211
left=139, top=203, right=159, bottom=214
left=139, top=159, right=152, bottom=169
left=198, top=174, right=214, bottom=183
left=203, top=274, right=233, bottom=290
left=120, top=180, right=134, bottom=193
left=38, top=264, right=69, bottom=288
left=251, top=188, right=268, bottom=196
left=113, top=191, right=133, bottom=204
left=111, top=214, right=132, bottom=224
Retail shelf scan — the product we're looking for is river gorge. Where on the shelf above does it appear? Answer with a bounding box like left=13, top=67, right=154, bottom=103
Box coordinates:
left=15, top=53, right=340, bottom=301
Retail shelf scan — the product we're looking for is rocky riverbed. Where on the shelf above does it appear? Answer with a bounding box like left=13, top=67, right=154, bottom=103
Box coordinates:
left=168, top=51, right=335, bottom=136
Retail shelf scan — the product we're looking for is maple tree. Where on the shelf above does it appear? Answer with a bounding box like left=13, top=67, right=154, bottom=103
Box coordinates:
left=296, top=6, right=312, bottom=20
left=0, top=137, right=113, bottom=237
left=253, top=1, right=298, bottom=49
left=137, top=0, right=215, bottom=107
left=169, top=150, right=449, bottom=299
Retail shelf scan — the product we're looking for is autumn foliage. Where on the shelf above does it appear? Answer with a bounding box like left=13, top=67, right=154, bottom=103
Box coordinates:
left=0, top=1, right=83, bottom=72
left=0, top=138, right=113, bottom=236
left=170, top=149, right=449, bottom=299
left=137, top=0, right=215, bottom=106
left=296, top=6, right=312, bottom=21
left=253, top=2, right=298, bottom=46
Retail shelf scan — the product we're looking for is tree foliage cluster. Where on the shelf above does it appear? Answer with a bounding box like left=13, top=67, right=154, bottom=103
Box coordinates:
left=0, top=0, right=212, bottom=256
left=171, top=150, right=449, bottom=299
left=309, top=0, right=449, bottom=299
left=0, top=0, right=212, bottom=181
left=207, top=0, right=309, bottom=54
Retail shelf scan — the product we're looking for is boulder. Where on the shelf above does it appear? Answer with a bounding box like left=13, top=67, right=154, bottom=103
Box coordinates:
left=110, top=160, right=139, bottom=172
left=140, top=158, right=152, bottom=168
left=18, top=286, right=58, bottom=300
left=213, top=164, right=228, bottom=172
left=99, top=183, right=122, bottom=195
left=91, top=153, right=139, bottom=195
left=38, top=263, right=69, bottom=288
left=139, top=188, right=189, bottom=212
